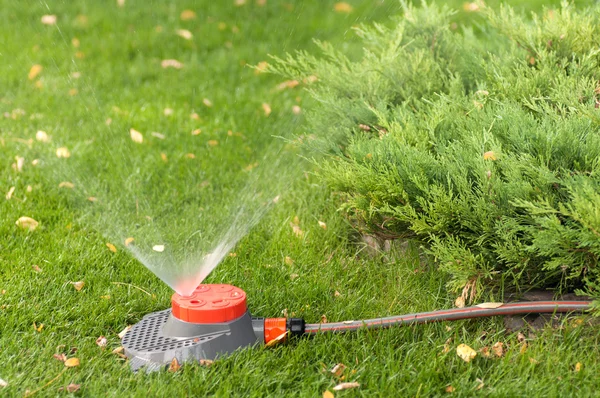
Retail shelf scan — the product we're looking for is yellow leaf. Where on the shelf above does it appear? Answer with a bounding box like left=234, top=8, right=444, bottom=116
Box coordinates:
left=323, top=391, right=334, bottom=398
left=161, top=153, right=168, bottom=162
left=454, top=296, right=465, bottom=308
left=475, top=302, right=504, bottom=309
left=16, top=216, right=39, bottom=231
left=161, top=59, right=184, bottom=69
left=456, top=343, right=477, bottom=362
left=106, top=242, right=117, bottom=253
left=284, top=256, right=294, bottom=266
left=192, top=129, right=202, bottom=135
left=255, top=61, right=269, bottom=74
left=334, top=2, right=353, bottom=13
left=118, top=326, right=132, bottom=339
left=318, top=221, right=327, bottom=229
left=575, top=362, right=582, bottom=372
left=152, top=245, right=165, bottom=252
left=129, top=128, right=143, bottom=143
left=124, top=237, right=134, bottom=246
left=262, top=103, right=272, bottom=116
left=36, top=130, right=50, bottom=142
left=64, top=358, right=80, bottom=367
left=208, top=140, right=219, bottom=147
left=483, top=151, right=496, bottom=160
left=58, top=181, right=75, bottom=189
left=33, top=322, right=44, bottom=332
left=332, top=382, right=360, bottom=391
left=56, top=147, right=71, bottom=158
left=180, top=10, right=196, bottom=20
left=203, top=98, right=213, bottom=107
left=41, top=15, right=57, bottom=25
left=176, top=29, right=193, bottom=40
left=28, top=65, right=43, bottom=80
left=72, top=281, right=85, bottom=291
left=6, top=186, right=15, bottom=200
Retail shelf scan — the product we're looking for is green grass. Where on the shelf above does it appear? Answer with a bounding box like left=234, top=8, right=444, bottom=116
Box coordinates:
left=2, top=0, right=600, bottom=396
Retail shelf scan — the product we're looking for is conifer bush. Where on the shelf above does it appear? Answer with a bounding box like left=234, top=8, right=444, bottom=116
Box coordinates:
left=271, top=2, right=600, bottom=303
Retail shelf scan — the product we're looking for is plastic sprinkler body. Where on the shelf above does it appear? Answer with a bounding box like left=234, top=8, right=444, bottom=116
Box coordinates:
left=122, top=284, right=304, bottom=372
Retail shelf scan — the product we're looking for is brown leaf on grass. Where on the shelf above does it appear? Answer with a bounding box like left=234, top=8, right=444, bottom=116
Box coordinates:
left=58, top=181, right=74, bottom=189
left=454, top=296, right=465, bottom=308
left=333, top=382, right=360, bottom=391
left=255, top=61, right=269, bottom=74
left=124, top=237, right=134, bottom=246
left=445, top=385, right=455, bottom=393
left=0, top=378, right=7, bottom=388
left=199, top=359, right=213, bottom=367
left=476, top=302, right=504, bottom=309
left=290, top=216, right=304, bottom=237
left=330, top=363, right=346, bottom=377
left=168, top=358, right=181, bottom=372
left=517, top=332, right=526, bottom=343
left=180, top=10, right=196, bottom=20
left=492, top=342, right=504, bottom=357
left=5, top=186, right=15, bottom=200
left=207, top=140, right=218, bottom=147
left=71, top=281, right=85, bottom=291
left=96, top=336, right=107, bottom=347
left=176, top=29, right=193, bottom=40
left=321, top=314, right=328, bottom=324
left=59, top=383, right=81, bottom=393
left=118, top=326, right=132, bottom=339
left=334, top=291, right=341, bottom=297
left=64, top=358, right=80, bottom=368
left=29, top=65, right=43, bottom=80
left=161, top=59, right=184, bottom=69
left=290, top=273, right=299, bottom=281
left=53, top=353, right=67, bottom=362
left=87, top=197, right=97, bottom=202
left=56, top=147, right=71, bottom=158
left=457, top=344, right=477, bottom=362
left=112, top=346, right=124, bottom=354
left=276, top=80, right=299, bottom=90
left=32, top=265, right=42, bottom=273
left=323, top=391, right=334, bottom=398
left=192, top=129, right=202, bottom=136
left=41, top=15, right=57, bottom=25
left=520, top=342, right=528, bottom=354
left=16, top=216, right=39, bottom=231
left=334, top=2, right=353, bottom=13
left=480, top=346, right=491, bottom=358
left=262, top=103, right=272, bottom=116
left=129, top=128, right=143, bottom=143
left=106, top=243, right=117, bottom=253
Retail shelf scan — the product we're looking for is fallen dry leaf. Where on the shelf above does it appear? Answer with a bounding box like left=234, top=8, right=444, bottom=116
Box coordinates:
left=60, top=384, right=81, bottom=393
left=255, top=61, right=268, bottom=74
left=483, top=151, right=497, bottom=161
left=457, top=343, right=477, bottom=362
left=330, top=363, right=346, bottom=377
left=96, top=336, right=108, bottom=347
left=207, top=140, right=218, bottom=147
left=36, top=130, right=50, bottom=142
left=161, top=59, right=184, bottom=69
left=64, top=358, right=80, bottom=368
left=112, top=346, right=124, bottom=354
left=290, top=273, right=299, bottom=280
left=152, top=245, right=165, bottom=252
left=41, top=15, right=57, bottom=25
left=152, top=132, right=165, bottom=139
left=517, top=332, right=526, bottom=343
left=71, top=281, right=85, bottom=291
left=480, top=346, right=491, bottom=358
left=262, top=102, right=271, bottom=116
left=192, top=129, right=202, bottom=136
left=58, top=181, right=74, bottom=189
left=12, top=156, right=24, bottom=172
left=118, top=326, right=132, bottom=339
left=520, top=342, right=528, bottom=354
left=463, top=2, right=480, bottom=12
left=333, top=382, right=360, bottom=391
left=334, top=2, right=353, bottom=13
left=276, top=80, right=299, bottom=90
left=575, top=362, right=582, bottom=372
left=180, top=9, right=196, bottom=20
left=32, top=264, right=42, bottom=273
left=323, top=391, right=334, bottom=398
left=53, top=353, right=67, bottom=362
left=445, top=385, right=455, bottom=393
left=492, top=342, right=504, bottom=357
left=292, top=105, right=301, bottom=115
left=203, top=98, right=213, bottom=107
left=129, top=128, right=143, bottom=143
left=284, top=256, right=294, bottom=266
left=87, top=197, right=97, bottom=202
left=56, top=147, right=71, bottom=158
left=454, top=296, right=465, bottom=308
left=168, top=357, right=181, bottom=372
left=321, top=314, right=328, bottom=323
left=0, top=378, right=7, bottom=388
left=334, top=290, right=341, bottom=297
left=124, top=237, right=134, bottom=246
left=33, top=322, right=44, bottom=332
left=476, top=302, right=504, bottom=309
left=318, top=221, right=327, bottom=229
left=16, top=216, right=39, bottom=231
left=529, top=357, right=539, bottom=364
left=199, top=359, right=213, bottom=367
left=5, top=186, right=15, bottom=200
left=106, top=242, right=117, bottom=253
left=176, top=29, right=193, bottom=40
left=29, top=65, right=43, bottom=80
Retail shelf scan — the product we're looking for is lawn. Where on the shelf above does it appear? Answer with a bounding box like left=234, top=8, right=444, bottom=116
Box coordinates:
left=2, top=0, right=600, bottom=396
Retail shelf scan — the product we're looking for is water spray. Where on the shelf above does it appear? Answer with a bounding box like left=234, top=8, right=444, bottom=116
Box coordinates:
left=122, top=283, right=591, bottom=372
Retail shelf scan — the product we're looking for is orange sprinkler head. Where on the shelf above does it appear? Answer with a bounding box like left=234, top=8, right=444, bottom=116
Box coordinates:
left=171, top=284, right=247, bottom=324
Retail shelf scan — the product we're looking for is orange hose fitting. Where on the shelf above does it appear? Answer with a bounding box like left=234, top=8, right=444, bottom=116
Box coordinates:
left=264, top=318, right=287, bottom=344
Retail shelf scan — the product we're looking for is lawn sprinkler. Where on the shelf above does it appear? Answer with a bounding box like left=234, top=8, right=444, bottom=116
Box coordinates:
left=122, top=283, right=591, bottom=372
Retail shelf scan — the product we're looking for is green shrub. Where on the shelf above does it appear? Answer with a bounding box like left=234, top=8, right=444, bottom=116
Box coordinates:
left=270, top=2, right=600, bottom=303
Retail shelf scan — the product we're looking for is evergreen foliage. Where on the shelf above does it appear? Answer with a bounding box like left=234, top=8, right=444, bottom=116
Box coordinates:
left=270, top=2, right=600, bottom=302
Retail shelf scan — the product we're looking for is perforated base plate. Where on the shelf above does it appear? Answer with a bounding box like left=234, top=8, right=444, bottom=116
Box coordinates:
left=122, top=309, right=262, bottom=372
